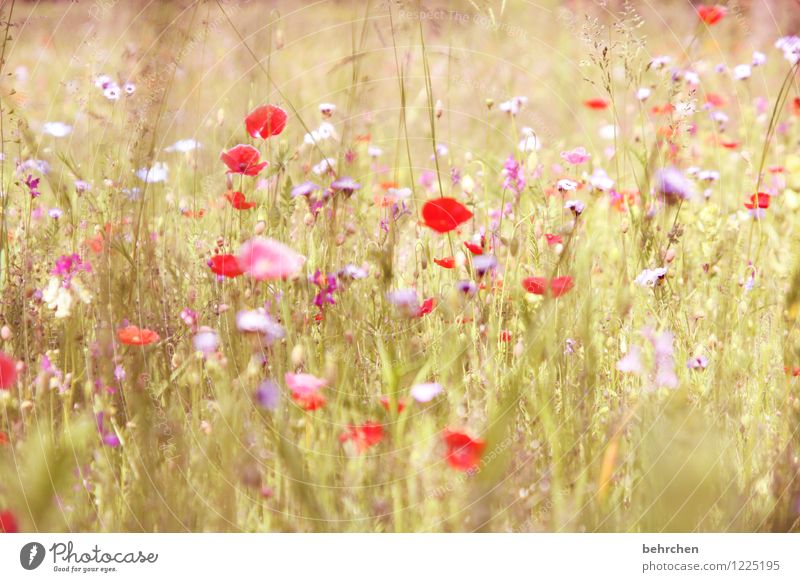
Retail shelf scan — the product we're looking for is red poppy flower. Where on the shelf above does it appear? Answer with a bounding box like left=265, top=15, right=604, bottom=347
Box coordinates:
left=245, top=104, right=288, bottom=139
left=0, top=351, right=17, bottom=390
left=117, top=326, right=160, bottom=346
left=220, top=144, right=268, bottom=176
left=720, top=139, right=740, bottom=150
left=442, top=428, right=486, bottom=471
left=339, top=421, right=384, bottom=453
left=584, top=98, right=609, bottom=110
left=225, top=190, right=256, bottom=210
left=434, top=256, right=456, bottom=269
left=651, top=103, right=674, bottom=115
left=500, top=330, right=513, bottom=342
left=0, top=509, right=18, bottom=533
left=792, top=97, right=800, bottom=116
left=0, top=431, right=8, bottom=446
left=705, top=93, right=725, bottom=107
left=544, top=234, right=562, bottom=246
left=380, top=395, right=406, bottom=413
left=417, top=297, right=437, bottom=317
left=550, top=276, right=574, bottom=297
left=421, top=198, right=473, bottom=233
left=522, top=276, right=548, bottom=295
left=463, top=241, right=483, bottom=255
left=697, top=5, right=725, bottom=25
left=744, top=192, right=770, bottom=210
left=208, top=254, right=244, bottom=278
left=294, top=391, right=326, bottom=411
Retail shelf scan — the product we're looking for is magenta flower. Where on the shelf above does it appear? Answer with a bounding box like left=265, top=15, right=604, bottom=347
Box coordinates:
left=560, top=146, right=591, bottom=165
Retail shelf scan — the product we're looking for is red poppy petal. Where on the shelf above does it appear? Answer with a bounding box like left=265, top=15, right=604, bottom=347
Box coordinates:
left=422, top=198, right=473, bottom=233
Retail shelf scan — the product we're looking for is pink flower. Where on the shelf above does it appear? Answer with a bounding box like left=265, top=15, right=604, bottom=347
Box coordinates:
left=560, top=146, right=591, bottom=165
left=285, top=372, right=327, bottom=411
left=236, top=237, right=305, bottom=281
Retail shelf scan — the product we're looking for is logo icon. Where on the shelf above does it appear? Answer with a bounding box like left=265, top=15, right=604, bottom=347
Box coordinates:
left=20, top=542, right=46, bottom=570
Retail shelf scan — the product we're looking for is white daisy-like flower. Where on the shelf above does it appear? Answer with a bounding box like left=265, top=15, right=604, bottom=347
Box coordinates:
left=43, top=122, right=72, bottom=137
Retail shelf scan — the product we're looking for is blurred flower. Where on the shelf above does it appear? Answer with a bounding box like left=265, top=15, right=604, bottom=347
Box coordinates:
left=616, top=345, right=644, bottom=375
left=697, top=5, right=725, bottom=25
left=208, top=254, right=244, bottom=278
left=285, top=372, right=326, bottom=411
left=0, top=352, right=17, bottom=390
left=687, top=356, right=709, bottom=370
left=117, top=326, right=159, bottom=346
left=225, top=190, right=256, bottom=210
left=193, top=328, right=220, bottom=356
left=136, top=162, right=168, bottom=183
left=561, top=146, right=591, bottom=165
left=565, top=199, right=585, bottom=215
left=0, top=509, right=19, bottom=533
left=499, top=96, right=527, bottom=116
left=237, top=237, right=305, bottom=281
left=442, top=429, right=485, bottom=471
left=410, top=382, right=443, bottom=403
left=164, top=139, right=200, bottom=153
left=635, top=267, right=668, bottom=287
left=339, top=422, right=384, bottom=453
left=421, top=197, right=472, bottom=233
left=43, top=122, right=72, bottom=137
left=654, top=166, right=693, bottom=203
left=255, top=379, right=281, bottom=411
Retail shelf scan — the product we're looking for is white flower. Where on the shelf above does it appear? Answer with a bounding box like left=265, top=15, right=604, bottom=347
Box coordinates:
left=635, top=267, right=668, bottom=288
left=517, top=127, right=541, bottom=152
left=589, top=168, right=614, bottom=191
left=43, top=122, right=72, bottom=137
left=650, top=55, right=671, bottom=69
left=710, top=111, right=728, bottom=125
left=599, top=124, right=618, bottom=140
left=410, top=382, right=443, bottom=403
left=136, top=162, right=168, bottom=183
left=94, top=74, right=113, bottom=88
left=319, top=103, right=336, bottom=116
left=164, top=139, right=200, bottom=153
left=499, top=96, right=528, bottom=116
left=312, top=158, right=335, bottom=175
left=367, top=145, right=383, bottom=158
left=697, top=170, right=719, bottom=182
left=775, top=36, right=800, bottom=65
left=675, top=100, right=696, bottom=117
left=683, top=71, right=700, bottom=86
left=103, top=84, right=121, bottom=100
left=557, top=179, right=578, bottom=192
left=733, top=64, right=752, bottom=80
left=752, top=51, right=767, bottom=66
left=636, top=87, right=651, bottom=101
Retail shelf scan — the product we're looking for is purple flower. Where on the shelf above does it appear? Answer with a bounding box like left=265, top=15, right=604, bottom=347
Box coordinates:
left=291, top=181, right=320, bottom=198
left=502, top=155, right=526, bottom=195
left=473, top=255, right=498, bottom=278
left=330, top=177, right=361, bottom=197
left=24, top=174, right=41, bottom=198
left=255, top=379, right=281, bottom=411
left=565, top=199, right=585, bottom=215
left=387, top=289, right=419, bottom=316
left=456, top=280, right=478, bottom=296
left=654, top=167, right=693, bottom=204
left=687, top=355, right=708, bottom=370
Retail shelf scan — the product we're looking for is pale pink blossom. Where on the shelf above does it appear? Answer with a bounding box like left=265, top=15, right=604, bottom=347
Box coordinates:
left=237, top=237, right=305, bottom=281
left=560, top=146, right=591, bottom=165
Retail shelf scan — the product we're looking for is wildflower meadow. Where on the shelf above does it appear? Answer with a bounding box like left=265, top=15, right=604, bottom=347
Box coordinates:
left=1, top=0, right=800, bottom=535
